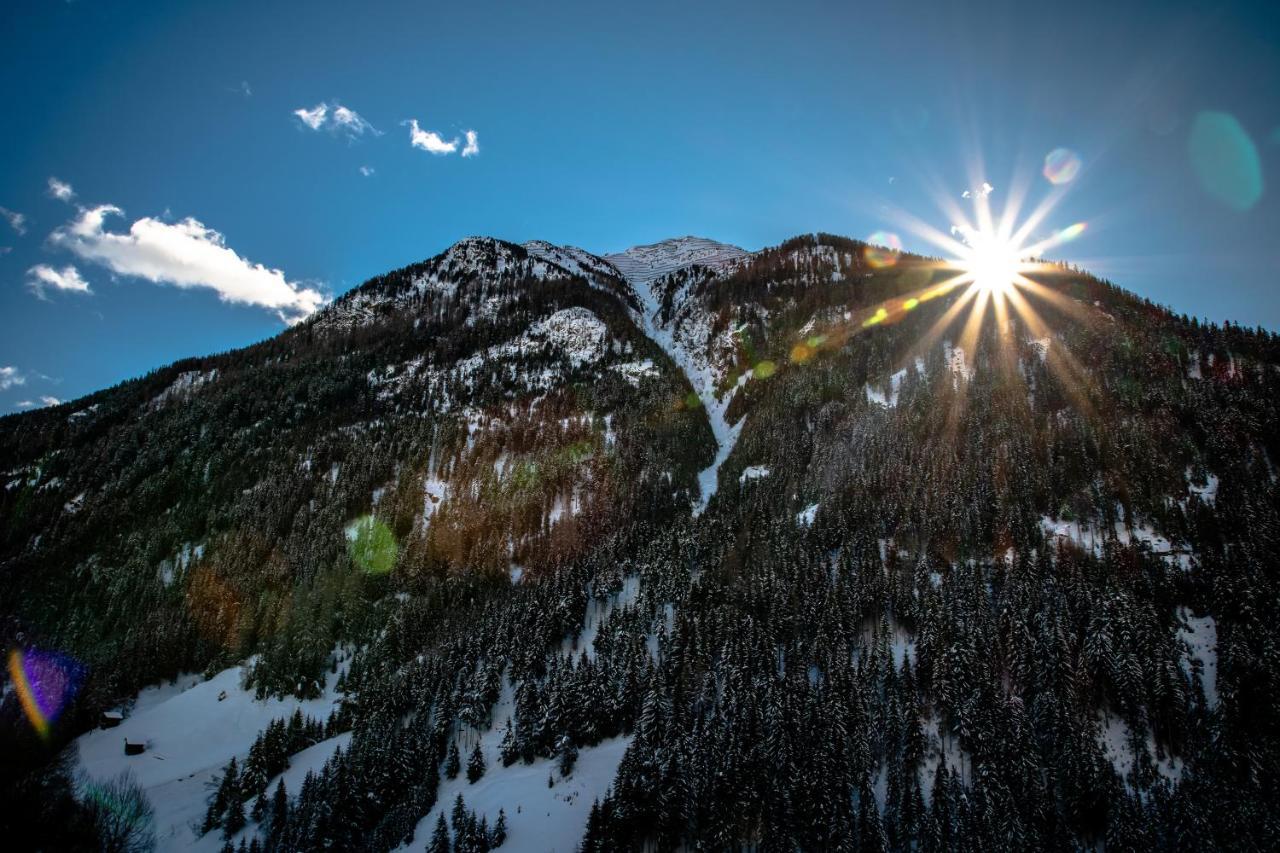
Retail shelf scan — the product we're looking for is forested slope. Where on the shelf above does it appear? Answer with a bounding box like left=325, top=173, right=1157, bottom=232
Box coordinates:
left=3, top=232, right=1279, bottom=851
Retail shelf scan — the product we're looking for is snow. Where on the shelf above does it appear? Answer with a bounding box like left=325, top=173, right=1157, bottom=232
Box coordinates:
left=1186, top=350, right=1202, bottom=380
left=796, top=503, right=819, bottom=526
left=943, top=342, right=972, bottom=380
left=521, top=240, right=625, bottom=288
left=567, top=574, right=641, bottom=661
left=739, top=465, right=770, bottom=484
left=1186, top=468, right=1219, bottom=505
left=609, top=359, right=660, bottom=387
left=1030, top=337, right=1050, bottom=363
left=268, top=731, right=353, bottom=798
left=64, top=491, right=86, bottom=513
left=523, top=308, right=609, bottom=367
left=1096, top=713, right=1184, bottom=788
left=1177, top=607, right=1218, bottom=709
left=422, top=473, right=451, bottom=527
left=74, top=659, right=346, bottom=852
left=865, top=368, right=908, bottom=408
left=1040, top=507, right=1189, bottom=567
left=604, top=240, right=755, bottom=515
left=151, top=369, right=218, bottom=408
left=603, top=236, right=748, bottom=286
left=399, top=677, right=631, bottom=853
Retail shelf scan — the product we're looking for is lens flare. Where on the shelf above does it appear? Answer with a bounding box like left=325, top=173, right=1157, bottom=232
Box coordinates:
left=8, top=647, right=85, bottom=738
left=864, top=231, right=903, bottom=268
left=1188, top=111, right=1263, bottom=211
left=1043, top=148, right=1082, bottom=185
left=1056, top=222, right=1087, bottom=242
left=346, top=515, right=397, bottom=574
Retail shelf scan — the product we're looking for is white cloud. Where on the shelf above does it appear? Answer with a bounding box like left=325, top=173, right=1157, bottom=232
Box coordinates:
left=406, top=119, right=458, bottom=155
left=27, top=264, right=91, bottom=297
left=51, top=205, right=327, bottom=323
left=0, top=206, right=26, bottom=235
left=0, top=366, right=25, bottom=391
left=294, top=103, right=328, bottom=130
left=294, top=102, right=380, bottom=138
left=359, top=165, right=375, bottom=177
left=331, top=105, right=379, bottom=136
left=15, top=396, right=59, bottom=409
left=239, top=80, right=252, bottom=97
left=461, top=129, right=479, bottom=157
left=48, top=177, right=76, bottom=202
left=962, top=181, right=994, bottom=199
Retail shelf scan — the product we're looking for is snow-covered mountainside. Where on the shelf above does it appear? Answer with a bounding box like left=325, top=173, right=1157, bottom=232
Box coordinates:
left=598, top=237, right=754, bottom=511
left=6, top=230, right=1278, bottom=852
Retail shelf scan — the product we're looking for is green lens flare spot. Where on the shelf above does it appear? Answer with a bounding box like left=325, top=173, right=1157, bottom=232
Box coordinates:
left=1188, top=111, right=1263, bottom=211
left=346, top=515, right=397, bottom=575
left=754, top=360, right=776, bottom=379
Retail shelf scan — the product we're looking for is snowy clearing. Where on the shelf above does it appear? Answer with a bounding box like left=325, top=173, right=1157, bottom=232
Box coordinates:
left=75, top=659, right=346, bottom=852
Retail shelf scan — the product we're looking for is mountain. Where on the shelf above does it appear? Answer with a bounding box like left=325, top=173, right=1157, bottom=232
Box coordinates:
left=3, top=232, right=1279, bottom=851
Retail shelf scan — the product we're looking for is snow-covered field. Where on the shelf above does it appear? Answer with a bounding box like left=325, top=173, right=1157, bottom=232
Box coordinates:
left=75, top=661, right=346, bottom=852
left=400, top=729, right=631, bottom=853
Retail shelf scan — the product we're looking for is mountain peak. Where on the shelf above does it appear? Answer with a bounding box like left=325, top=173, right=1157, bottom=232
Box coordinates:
left=604, top=236, right=750, bottom=284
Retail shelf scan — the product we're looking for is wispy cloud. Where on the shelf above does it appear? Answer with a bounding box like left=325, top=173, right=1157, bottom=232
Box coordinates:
left=27, top=264, right=91, bottom=298
left=0, top=366, right=25, bottom=391
left=405, top=119, right=458, bottom=155
left=359, top=165, right=375, bottom=177
left=238, top=80, right=252, bottom=97
left=48, top=177, right=76, bottom=202
left=0, top=206, right=26, bottom=235
left=50, top=205, right=327, bottom=323
left=293, top=101, right=380, bottom=139
left=461, top=130, right=479, bottom=158
left=15, top=396, right=60, bottom=410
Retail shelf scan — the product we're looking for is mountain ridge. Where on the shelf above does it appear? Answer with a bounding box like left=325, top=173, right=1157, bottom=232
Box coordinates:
left=4, top=228, right=1280, bottom=852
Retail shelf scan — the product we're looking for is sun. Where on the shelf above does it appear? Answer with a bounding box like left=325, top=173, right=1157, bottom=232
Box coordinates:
left=956, top=227, right=1024, bottom=295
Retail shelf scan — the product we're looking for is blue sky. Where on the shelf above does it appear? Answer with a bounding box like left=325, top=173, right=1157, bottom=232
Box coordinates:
left=1, top=0, right=1277, bottom=411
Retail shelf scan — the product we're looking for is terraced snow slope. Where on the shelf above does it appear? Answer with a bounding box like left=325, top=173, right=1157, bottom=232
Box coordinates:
left=604, top=236, right=749, bottom=285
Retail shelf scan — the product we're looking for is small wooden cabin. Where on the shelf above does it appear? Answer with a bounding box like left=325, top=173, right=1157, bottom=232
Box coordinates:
left=100, top=710, right=123, bottom=729
left=123, top=738, right=145, bottom=756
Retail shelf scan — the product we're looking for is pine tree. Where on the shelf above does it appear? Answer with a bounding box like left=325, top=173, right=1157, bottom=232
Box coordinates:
left=451, top=794, right=467, bottom=832
left=428, top=812, right=451, bottom=853
left=492, top=808, right=507, bottom=846
left=224, top=794, right=246, bottom=839
left=270, top=779, right=288, bottom=835
left=445, top=740, right=461, bottom=779
left=557, top=738, right=578, bottom=777
left=467, top=741, right=486, bottom=783
left=498, top=719, right=518, bottom=767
